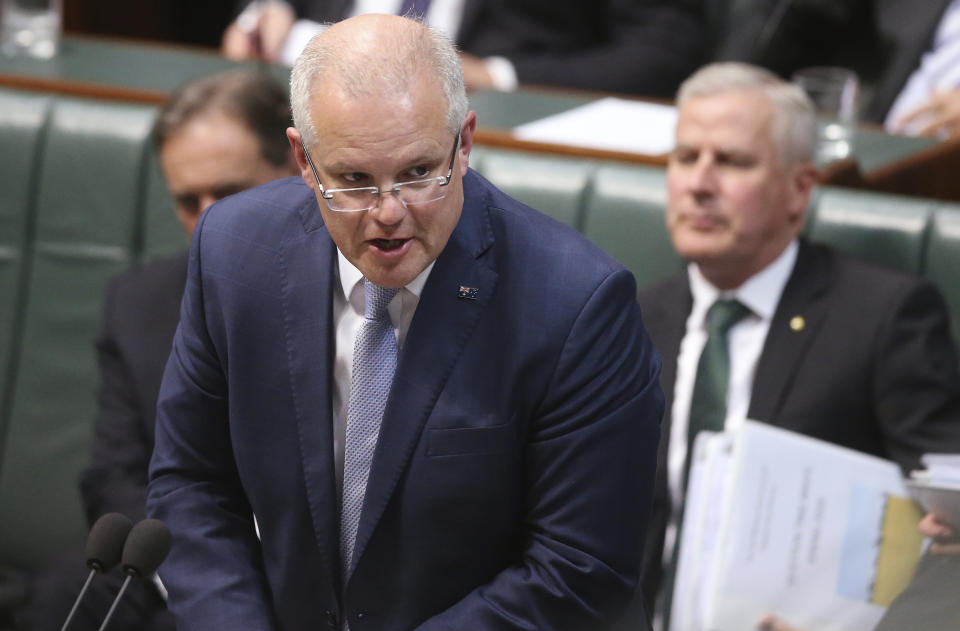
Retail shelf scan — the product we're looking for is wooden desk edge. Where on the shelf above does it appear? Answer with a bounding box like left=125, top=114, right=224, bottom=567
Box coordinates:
left=0, top=71, right=168, bottom=104
left=474, top=128, right=668, bottom=166
left=0, top=70, right=671, bottom=165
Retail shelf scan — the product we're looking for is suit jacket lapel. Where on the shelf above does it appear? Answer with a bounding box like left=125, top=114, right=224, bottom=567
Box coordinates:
left=638, top=274, right=691, bottom=436
left=351, top=172, right=498, bottom=570
left=651, top=281, right=690, bottom=431
left=281, top=194, right=342, bottom=594
left=748, top=241, right=830, bottom=422
left=637, top=276, right=689, bottom=595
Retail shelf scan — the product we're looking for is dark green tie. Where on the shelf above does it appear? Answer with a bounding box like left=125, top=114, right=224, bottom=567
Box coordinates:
left=686, top=298, right=751, bottom=468
left=662, top=299, right=751, bottom=627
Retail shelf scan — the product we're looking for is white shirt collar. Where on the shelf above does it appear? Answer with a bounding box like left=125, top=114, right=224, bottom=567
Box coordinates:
left=687, top=239, right=799, bottom=326
left=336, top=249, right=435, bottom=313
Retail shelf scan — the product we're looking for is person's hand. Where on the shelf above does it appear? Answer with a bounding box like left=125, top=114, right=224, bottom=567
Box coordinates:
left=894, top=89, right=960, bottom=139
left=919, top=512, right=960, bottom=554
left=221, top=1, right=296, bottom=63
left=458, top=52, right=495, bottom=91
left=222, top=18, right=259, bottom=60
left=757, top=614, right=803, bottom=631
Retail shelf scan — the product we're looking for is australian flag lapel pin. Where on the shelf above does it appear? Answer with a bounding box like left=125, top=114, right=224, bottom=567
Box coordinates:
left=458, top=285, right=479, bottom=300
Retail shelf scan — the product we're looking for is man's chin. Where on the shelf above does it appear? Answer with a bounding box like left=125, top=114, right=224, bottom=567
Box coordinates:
left=673, top=238, right=732, bottom=266
left=358, top=261, right=425, bottom=289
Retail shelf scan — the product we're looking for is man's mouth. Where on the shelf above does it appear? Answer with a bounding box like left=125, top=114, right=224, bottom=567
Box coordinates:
left=684, top=212, right=724, bottom=230
left=371, top=238, right=408, bottom=251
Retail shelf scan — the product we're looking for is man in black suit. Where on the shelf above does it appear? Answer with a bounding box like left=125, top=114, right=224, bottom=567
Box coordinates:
left=21, top=69, right=297, bottom=631
left=221, top=0, right=704, bottom=97
left=636, top=62, right=960, bottom=627
left=714, top=0, right=959, bottom=134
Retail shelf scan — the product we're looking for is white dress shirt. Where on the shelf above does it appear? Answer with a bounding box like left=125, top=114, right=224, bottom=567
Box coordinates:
left=661, top=240, right=798, bottom=566
left=331, top=249, right=434, bottom=491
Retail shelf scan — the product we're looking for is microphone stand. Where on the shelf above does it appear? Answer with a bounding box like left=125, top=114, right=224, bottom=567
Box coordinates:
left=96, top=573, right=134, bottom=631
left=60, top=568, right=97, bottom=631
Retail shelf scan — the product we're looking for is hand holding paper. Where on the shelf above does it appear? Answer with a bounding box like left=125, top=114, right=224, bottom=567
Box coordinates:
left=906, top=453, right=960, bottom=554
left=919, top=513, right=960, bottom=555
left=674, top=422, right=925, bottom=631
left=757, top=614, right=803, bottom=631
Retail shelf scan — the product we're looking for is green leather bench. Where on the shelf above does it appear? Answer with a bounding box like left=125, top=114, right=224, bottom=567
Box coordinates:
left=0, top=91, right=157, bottom=569
left=2, top=88, right=959, bottom=575
left=475, top=148, right=960, bottom=335
left=0, top=89, right=50, bottom=456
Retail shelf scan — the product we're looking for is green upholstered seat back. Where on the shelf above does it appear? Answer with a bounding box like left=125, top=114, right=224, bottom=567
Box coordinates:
left=0, top=96, right=155, bottom=569
left=925, top=205, right=960, bottom=346
left=807, top=188, right=932, bottom=275
left=474, top=150, right=594, bottom=230
left=466, top=145, right=489, bottom=174
left=582, top=164, right=685, bottom=290
left=4, top=125, right=960, bottom=571
left=0, top=90, right=51, bottom=461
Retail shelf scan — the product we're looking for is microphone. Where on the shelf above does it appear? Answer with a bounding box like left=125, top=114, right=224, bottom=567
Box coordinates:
left=61, top=513, right=134, bottom=631
left=97, top=519, right=172, bottom=631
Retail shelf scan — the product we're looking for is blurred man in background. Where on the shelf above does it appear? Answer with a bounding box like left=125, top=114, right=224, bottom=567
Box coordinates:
left=21, top=69, right=297, bottom=631
left=637, top=61, right=960, bottom=628
left=715, top=0, right=960, bottom=138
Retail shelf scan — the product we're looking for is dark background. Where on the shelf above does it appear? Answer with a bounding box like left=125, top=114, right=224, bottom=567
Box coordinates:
left=64, top=0, right=237, bottom=48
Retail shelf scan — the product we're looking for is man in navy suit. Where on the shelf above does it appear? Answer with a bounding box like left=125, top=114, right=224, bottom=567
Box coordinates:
left=148, top=14, right=662, bottom=631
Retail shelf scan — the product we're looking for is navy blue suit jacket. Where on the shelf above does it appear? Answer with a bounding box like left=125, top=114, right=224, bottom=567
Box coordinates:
left=147, top=171, right=663, bottom=630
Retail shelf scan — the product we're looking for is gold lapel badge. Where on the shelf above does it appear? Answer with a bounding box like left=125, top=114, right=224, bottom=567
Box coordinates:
left=789, top=315, right=805, bottom=332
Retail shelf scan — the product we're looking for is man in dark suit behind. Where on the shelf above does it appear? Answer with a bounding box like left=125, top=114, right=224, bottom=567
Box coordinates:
left=148, top=14, right=662, bottom=631
left=221, top=0, right=704, bottom=97
left=21, top=69, right=297, bottom=631
left=714, top=0, right=959, bottom=134
left=636, top=62, right=960, bottom=628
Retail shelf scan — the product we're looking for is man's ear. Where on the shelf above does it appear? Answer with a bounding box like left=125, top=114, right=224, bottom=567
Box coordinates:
left=286, top=127, right=315, bottom=191
left=458, top=110, right=478, bottom=176
left=788, top=161, right=819, bottom=226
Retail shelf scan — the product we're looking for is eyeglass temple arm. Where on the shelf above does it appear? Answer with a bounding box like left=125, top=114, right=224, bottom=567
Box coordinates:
left=299, top=138, right=332, bottom=199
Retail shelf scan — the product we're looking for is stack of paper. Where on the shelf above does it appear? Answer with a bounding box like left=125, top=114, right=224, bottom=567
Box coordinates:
left=672, top=422, right=925, bottom=631
left=511, top=97, right=677, bottom=156
left=907, top=453, right=960, bottom=528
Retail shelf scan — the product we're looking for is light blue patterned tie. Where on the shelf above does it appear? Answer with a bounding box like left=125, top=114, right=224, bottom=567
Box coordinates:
left=341, top=279, right=399, bottom=582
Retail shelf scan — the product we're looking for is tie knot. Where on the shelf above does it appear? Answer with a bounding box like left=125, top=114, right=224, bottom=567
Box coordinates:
left=363, top=279, right=399, bottom=321
left=706, top=299, right=750, bottom=336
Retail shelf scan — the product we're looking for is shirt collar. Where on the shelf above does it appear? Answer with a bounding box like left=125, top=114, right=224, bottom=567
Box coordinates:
left=336, top=249, right=435, bottom=311
left=687, top=239, right=799, bottom=325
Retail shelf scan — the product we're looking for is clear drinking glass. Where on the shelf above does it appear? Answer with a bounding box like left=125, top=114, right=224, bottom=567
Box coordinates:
left=792, top=67, right=860, bottom=164
left=1, top=0, right=63, bottom=59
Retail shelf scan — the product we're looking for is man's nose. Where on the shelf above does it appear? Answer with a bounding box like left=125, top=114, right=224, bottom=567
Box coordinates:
left=689, top=156, right=718, bottom=192
left=369, top=189, right=407, bottom=225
